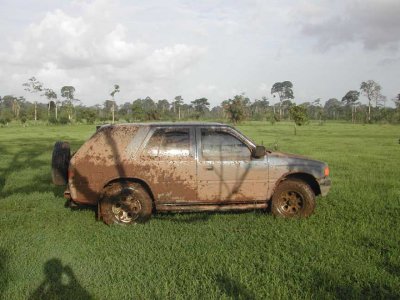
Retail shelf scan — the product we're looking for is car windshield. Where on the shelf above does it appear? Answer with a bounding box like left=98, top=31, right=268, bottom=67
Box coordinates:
left=228, top=126, right=256, bottom=147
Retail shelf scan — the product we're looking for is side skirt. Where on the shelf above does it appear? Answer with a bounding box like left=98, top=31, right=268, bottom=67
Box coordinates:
left=156, top=202, right=268, bottom=212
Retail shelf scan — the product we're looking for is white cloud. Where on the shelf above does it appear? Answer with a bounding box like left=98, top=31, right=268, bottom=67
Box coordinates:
left=0, top=0, right=205, bottom=104
left=297, top=0, right=400, bottom=51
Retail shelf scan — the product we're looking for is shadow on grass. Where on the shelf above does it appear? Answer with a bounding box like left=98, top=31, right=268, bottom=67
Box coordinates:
left=0, top=177, right=5, bottom=195
left=0, top=248, right=8, bottom=299
left=154, top=210, right=265, bottom=224
left=306, top=235, right=400, bottom=298
left=311, top=235, right=400, bottom=298
left=215, top=274, right=255, bottom=300
left=29, top=258, right=92, bottom=300
left=154, top=212, right=211, bottom=223
left=64, top=200, right=98, bottom=218
left=359, top=236, right=400, bottom=277
left=0, top=138, right=82, bottom=200
left=310, top=270, right=399, bottom=299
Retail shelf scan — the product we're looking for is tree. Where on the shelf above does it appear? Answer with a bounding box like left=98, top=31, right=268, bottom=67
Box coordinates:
left=79, top=107, right=97, bottom=124
left=143, top=97, right=159, bottom=120
left=61, top=86, right=76, bottom=120
left=191, top=98, right=210, bottom=116
left=223, top=95, right=248, bottom=124
left=23, top=77, right=43, bottom=121
left=173, top=96, right=184, bottom=120
left=11, top=97, right=22, bottom=119
left=281, top=99, right=294, bottom=119
left=130, top=97, right=158, bottom=121
left=394, top=94, right=400, bottom=109
left=312, top=98, right=323, bottom=123
left=157, top=99, right=170, bottom=116
left=43, top=89, right=58, bottom=118
left=132, top=99, right=145, bottom=120
left=271, top=81, right=294, bottom=120
left=103, top=100, right=117, bottom=120
left=360, top=80, right=383, bottom=122
left=324, top=98, right=342, bottom=119
left=210, top=105, right=224, bottom=119
left=289, top=105, right=308, bottom=135
left=251, top=96, right=269, bottom=119
left=110, top=84, right=120, bottom=124
left=118, top=102, right=133, bottom=121
left=393, top=94, right=400, bottom=122
left=342, top=90, right=360, bottom=123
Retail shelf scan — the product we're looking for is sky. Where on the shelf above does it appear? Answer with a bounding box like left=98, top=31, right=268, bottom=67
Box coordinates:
left=0, top=0, right=399, bottom=107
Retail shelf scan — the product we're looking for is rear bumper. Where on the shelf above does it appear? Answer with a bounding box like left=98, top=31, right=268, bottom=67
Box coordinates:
left=318, top=177, right=331, bottom=197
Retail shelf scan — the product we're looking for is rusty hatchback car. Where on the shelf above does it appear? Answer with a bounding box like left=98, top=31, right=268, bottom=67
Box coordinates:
left=51, top=122, right=331, bottom=224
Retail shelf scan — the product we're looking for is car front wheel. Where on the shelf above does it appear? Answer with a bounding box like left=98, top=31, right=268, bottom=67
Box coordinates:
left=271, top=179, right=315, bottom=218
left=100, top=182, right=153, bottom=225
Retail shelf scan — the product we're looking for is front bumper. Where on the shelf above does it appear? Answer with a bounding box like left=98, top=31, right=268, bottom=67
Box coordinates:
left=318, top=177, right=331, bottom=197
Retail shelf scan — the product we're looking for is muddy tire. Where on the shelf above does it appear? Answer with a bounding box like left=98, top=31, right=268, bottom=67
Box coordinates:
left=100, top=182, right=153, bottom=225
left=271, top=179, right=315, bottom=218
left=51, top=141, right=71, bottom=185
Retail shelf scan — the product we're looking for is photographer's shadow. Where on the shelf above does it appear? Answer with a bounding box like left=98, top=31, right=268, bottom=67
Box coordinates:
left=30, top=258, right=92, bottom=300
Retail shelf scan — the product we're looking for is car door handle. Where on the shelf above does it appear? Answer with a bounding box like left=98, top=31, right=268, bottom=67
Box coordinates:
left=205, top=164, right=214, bottom=170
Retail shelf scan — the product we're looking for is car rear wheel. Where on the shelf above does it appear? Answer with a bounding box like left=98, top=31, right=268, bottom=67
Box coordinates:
left=51, top=141, right=71, bottom=185
left=100, top=182, right=153, bottom=225
left=271, top=179, right=315, bottom=218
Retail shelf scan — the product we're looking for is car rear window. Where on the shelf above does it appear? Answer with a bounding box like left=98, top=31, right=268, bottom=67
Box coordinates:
left=144, top=128, right=191, bottom=158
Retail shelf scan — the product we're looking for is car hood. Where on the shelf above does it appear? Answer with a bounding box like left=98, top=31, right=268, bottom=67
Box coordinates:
left=268, top=151, right=324, bottom=163
left=267, top=151, right=327, bottom=178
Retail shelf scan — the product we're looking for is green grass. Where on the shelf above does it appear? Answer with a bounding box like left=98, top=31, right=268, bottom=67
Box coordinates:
left=0, top=121, right=399, bottom=299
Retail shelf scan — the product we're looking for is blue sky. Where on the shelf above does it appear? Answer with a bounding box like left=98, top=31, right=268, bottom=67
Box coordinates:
left=0, top=0, right=399, bottom=107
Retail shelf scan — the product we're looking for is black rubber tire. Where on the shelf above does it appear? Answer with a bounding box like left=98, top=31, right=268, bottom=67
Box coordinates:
left=51, top=141, right=71, bottom=186
left=100, top=182, right=153, bottom=225
left=271, top=179, right=315, bottom=218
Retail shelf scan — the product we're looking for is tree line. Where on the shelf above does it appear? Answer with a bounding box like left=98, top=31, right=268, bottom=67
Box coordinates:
left=0, top=77, right=399, bottom=126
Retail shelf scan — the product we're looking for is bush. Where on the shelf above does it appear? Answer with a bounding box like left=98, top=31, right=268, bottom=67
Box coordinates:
left=48, top=116, right=58, bottom=124
left=59, top=116, right=70, bottom=125
left=86, top=111, right=96, bottom=124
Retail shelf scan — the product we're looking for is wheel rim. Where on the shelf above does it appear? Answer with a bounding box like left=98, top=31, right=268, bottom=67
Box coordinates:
left=277, top=190, right=304, bottom=216
left=111, top=195, right=142, bottom=224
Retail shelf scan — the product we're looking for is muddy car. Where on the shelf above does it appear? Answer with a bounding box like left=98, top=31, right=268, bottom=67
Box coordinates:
left=51, top=122, right=331, bottom=224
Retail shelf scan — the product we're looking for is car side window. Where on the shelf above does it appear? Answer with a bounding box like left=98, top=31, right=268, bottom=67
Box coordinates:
left=143, top=128, right=191, bottom=159
left=201, top=129, right=250, bottom=160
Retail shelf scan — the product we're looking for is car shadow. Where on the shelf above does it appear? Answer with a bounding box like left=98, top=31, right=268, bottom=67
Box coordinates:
left=29, top=258, right=92, bottom=300
left=154, top=209, right=266, bottom=224
left=64, top=200, right=98, bottom=218
left=154, top=212, right=211, bottom=223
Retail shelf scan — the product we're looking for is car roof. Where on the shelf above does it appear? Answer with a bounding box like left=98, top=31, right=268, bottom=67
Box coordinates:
left=96, top=122, right=256, bottom=146
left=99, top=122, right=230, bottom=128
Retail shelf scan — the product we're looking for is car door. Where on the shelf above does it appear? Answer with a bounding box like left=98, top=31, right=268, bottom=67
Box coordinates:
left=139, top=127, right=197, bottom=203
left=196, top=127, right=269, bottom=203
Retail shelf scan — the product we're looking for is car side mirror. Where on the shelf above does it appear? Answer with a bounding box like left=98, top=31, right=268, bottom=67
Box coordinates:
left=252, top=145, right=265, bottom=158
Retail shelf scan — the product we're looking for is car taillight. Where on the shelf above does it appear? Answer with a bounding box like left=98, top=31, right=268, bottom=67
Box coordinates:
left=324, top=166, right=330, bottom=177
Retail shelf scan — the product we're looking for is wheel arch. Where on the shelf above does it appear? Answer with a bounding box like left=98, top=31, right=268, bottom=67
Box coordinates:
left=273, top=172, right=321, bottom=197
left=103, top=177, right=156, bottom=203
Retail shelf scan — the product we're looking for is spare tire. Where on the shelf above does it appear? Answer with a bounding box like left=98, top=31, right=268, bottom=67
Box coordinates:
left=51, top=141, right=71, bottom=185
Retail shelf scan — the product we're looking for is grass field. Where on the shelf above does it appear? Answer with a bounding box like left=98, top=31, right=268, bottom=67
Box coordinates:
left=0, top=121, right=399, bottom=299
